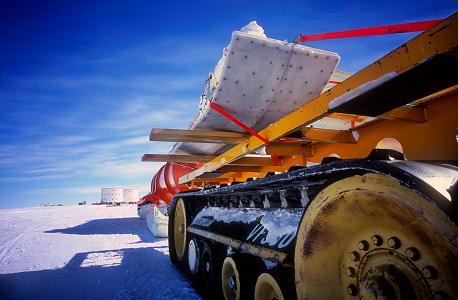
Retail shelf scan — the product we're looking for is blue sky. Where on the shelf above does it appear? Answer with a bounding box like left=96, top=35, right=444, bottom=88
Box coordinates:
left=1, top=1, right=457, bottom=208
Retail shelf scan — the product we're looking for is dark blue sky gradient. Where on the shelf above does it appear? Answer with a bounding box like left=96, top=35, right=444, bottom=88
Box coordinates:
left=1, top=1, right=456, bottom=208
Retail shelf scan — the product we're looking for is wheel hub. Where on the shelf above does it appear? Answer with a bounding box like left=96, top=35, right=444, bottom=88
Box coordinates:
left=347, top=244, right=430, bottom=299
left=359, top=267, right=400, bottom=299
left=229, top=276, right=236, bottom=290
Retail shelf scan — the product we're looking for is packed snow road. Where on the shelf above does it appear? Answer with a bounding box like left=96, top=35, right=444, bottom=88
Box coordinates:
left=0, top=205, right=201, bottom=300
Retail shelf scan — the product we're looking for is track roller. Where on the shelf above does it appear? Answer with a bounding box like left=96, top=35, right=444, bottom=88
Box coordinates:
left=222, top=257, right=241, bottom=300
left=254, top=273, right=284, bottom=300
left=187, top=239, right=200, bottom=274
left=200, top=241, right=225, bottom=298
left=173, top=198, right=187, bottom=261
left=222, top=255, right=265, bottom=300
left=295, top=173, right=458, bottom=299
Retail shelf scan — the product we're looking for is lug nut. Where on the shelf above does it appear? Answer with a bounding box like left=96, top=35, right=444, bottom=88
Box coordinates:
left=387, top=237, right=401, bottom=249
left=371, top=235, right=383, bottom=246
left=345, top=267, right=356, bottom=277
left=347, top=285, right=358, bottom=296
left=349, top=251, right=360, bottom=262
left=358, top=240, right=369, bottom=251
left=405, top=247, right=420, bottom=261
left=422, top=266, right=438, bottom=280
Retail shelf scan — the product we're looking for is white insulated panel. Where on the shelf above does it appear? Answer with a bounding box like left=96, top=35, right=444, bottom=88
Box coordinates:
left=173, top=31, right=340, bottom=155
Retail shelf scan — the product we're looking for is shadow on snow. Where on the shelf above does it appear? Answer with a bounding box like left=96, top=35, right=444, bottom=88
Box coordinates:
left=0, top=247, right=200, bottom=300
left=45, top=217, right=156, bottom=244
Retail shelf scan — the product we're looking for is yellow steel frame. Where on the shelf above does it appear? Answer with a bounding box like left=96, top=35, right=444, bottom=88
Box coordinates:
left=179, top=14, right=458, bottom=186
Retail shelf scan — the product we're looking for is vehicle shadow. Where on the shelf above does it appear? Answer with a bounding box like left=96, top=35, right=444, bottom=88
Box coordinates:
left=45, top=217, right=157, bottom=244
left=0, top=247, right=201, bottom=300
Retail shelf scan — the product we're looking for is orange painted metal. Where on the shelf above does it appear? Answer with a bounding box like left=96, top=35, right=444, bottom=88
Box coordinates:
left=139, top=162, right=194, bottom=206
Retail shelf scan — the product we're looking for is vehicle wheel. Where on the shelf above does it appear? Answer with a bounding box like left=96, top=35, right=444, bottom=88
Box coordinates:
left=222, top=254, right=265, bottom=300
left=254, top=273, right=284, bottom=300
left=187, top=238, right=200, bottom=275
left=294, top=173, right=458, bottom=299
left=222, top=257, right=241, bottom=300
left=168, top=197, right=189, bottom=266
left=200, top=241, right=224, bottom=299
left=173, top=198, right=187, bottom=261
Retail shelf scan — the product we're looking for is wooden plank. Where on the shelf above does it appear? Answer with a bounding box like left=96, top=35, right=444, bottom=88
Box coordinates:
left=150, top=128, right=250, bottom=144
left=328, top=112, right=366, bottom=122
left=142, top=154, right=216, bottom=163
left=142, top=154, right=278, bottom=166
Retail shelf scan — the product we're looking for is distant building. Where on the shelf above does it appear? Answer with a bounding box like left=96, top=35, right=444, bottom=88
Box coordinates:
left=123, top=189, right=139, bottom=203
left=101, top=188, right=124, bottom=204
left=100, top=188, right=139, bottom=204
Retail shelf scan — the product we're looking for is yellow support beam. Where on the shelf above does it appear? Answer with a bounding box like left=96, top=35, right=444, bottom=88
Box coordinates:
left=264, top=144, right=313, bottom=156
left=217, top=166, right=262, bottom=173
left=300, top=128, right=357, bottom=143
left=377, top=106, right=426, bottom=123
left=180, top=15, right=458, bottom=184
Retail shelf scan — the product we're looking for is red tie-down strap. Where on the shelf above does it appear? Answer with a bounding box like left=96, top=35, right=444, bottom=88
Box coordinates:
left=310, top=19, right=443, bottom=86
left=209, top=101, right=304, bottom=145
left=209, top=101, right=271, bottom=144
left=297, top=19, right=443, bottom=43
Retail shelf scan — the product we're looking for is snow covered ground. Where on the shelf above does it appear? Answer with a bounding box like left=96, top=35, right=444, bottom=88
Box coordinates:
left=0, top=205, right=201, bottom=299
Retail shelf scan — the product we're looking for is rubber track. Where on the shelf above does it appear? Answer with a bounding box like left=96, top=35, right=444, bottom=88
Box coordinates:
left=169, top=159, right=457, bottom=299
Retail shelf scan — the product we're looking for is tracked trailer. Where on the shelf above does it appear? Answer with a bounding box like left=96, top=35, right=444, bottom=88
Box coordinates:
left=142, top=16, right=458, bottom=299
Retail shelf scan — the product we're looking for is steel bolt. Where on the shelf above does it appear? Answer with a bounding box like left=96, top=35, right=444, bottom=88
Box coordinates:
left=358, top=240, right=369, bottom=251
left=387, top=237, right=401, bottom=249
left=347, top=285, right=358, bottom=296
left=371, top=235, right=383, bottom=246
left=349, top=251, right=360, bottom=262
left=405, top=247, right=420, bottom=261
left=345, top=267, right=356, bottom=277
left=422, top=266, right=438, bottom=280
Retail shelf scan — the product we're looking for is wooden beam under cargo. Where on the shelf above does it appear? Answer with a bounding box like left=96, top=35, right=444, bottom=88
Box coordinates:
left=149, top=128, right=250, bottom=144
left=142, top=154, right=282, bottom=166
left=142, top=154, right=216, bottom=163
